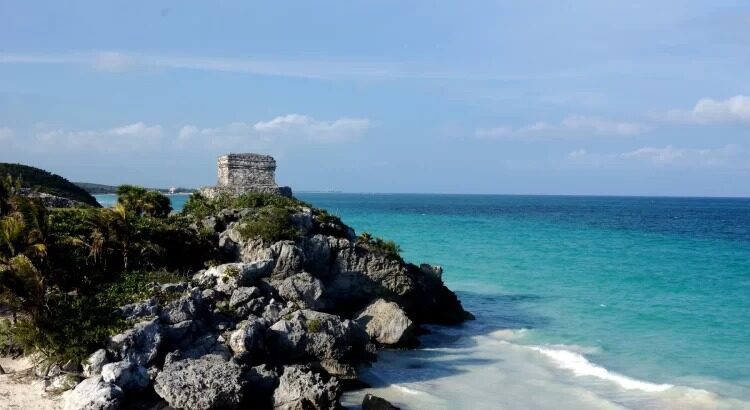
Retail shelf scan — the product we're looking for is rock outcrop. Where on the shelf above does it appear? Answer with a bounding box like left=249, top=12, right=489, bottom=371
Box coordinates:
left=154, top=354, right=245, bottom=410
left=61, top=156, right=471, bottom=409
left=355, top=299, right=415, bottom=345
left=362, top=394, right=401, bottom=410
left=272, top=366, right=341, bottom=410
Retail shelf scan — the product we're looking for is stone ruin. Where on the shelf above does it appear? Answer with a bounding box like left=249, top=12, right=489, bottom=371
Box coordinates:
left=199, top=153, right=292, bottom=199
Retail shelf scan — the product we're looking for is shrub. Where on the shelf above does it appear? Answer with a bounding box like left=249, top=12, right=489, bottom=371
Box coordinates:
left=238, top=206, right=299, bottom=243
left=182, top=192, right=308, bottom=220
left=305, top=318, right=322, bottom=333
left=116, top=185, right=172, bottom=218
left=357, top=232, right=403, bottom=261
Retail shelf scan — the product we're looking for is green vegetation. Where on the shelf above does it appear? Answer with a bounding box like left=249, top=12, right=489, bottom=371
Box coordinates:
left=0, top=163, right=100, bottom=207
left=182, top=192, right=307, bottom=220
left=238, top=207, right=299, bottom=243
left=357, top=232, right=403, bottom=261
left=305, top=318, right=322, bottom=333
left=0, top=175, right=216, bottom=364
left=116, top=185, right=172, bottom=218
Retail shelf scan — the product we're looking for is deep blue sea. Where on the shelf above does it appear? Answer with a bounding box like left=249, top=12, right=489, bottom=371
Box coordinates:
left=96, top=193, right=750, bottom=409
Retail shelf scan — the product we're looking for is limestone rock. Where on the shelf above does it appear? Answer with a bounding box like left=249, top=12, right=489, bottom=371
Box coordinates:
left=119, top=297, right=158, bottom=320
left=299, top=235, right=333, bottom=277
left=290, top=208, right=314, bottom=236
left=83, top=349, right=109, bottom=378
left=198, top=261, right=273, bottom=292
left=362, top=394, right=400, bottom=410
left=47, top=373, right=81, bottom=393
left=108, top=319, right=162, bottom=367
left=268, top=310, right=368, bottom=363
left=277, top=272, right=327, bottom=310
left=63, top=376, right=124, bottom=410
left=228, top=318, right=266, bottom=355
left=355, top=299, right=415, bottom=345
left=272, top=366, right=340, bottom=410
left=101, top=361, right=149, bottom=392
left=262, top=299, right=296, bottom=324
left=244, top=364, right=279, bottom=408
left=229, top=286, right=262, bottom=309
left=160, top=288, right=206, bottom=324
left=270, top=241, right=304, bottom=278
left=154, top=355, right=245, bottom=410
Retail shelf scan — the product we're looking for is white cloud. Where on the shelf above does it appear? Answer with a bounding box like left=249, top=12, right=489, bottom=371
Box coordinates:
left=93, top=52, right=135, bottom=73
left=181, top=114, right=371, bottom=145
left=621, top=144, right=740, bottom=166
left=475, top=115, right=647, bottom=140
left=568, top=144, right=742, bottom=167
left=7, top=114, right=369, bottom=155
left=660, top=95, right=750, bottom=124
left=32, top=122, right=163, bottom=152
left=568, top=148, right=587, bottom=158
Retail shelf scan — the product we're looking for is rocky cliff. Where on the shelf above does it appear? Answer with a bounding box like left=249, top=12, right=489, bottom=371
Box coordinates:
left=62, top=196, right=471, bottom=410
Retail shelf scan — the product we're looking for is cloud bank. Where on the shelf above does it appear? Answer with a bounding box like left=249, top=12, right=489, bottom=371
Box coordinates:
left=660, top=95, right=750, bottom=124
left=475, top=115, right=647, bottom=140
left=568, top=144, right=742, bottom=167
left=1, top=114, right=371, bottom=154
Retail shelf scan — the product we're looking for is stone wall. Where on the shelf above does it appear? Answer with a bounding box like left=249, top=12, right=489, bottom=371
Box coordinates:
left=200, top=153, right=292, bottom=199
left=217, top=154, right=278, bottom=188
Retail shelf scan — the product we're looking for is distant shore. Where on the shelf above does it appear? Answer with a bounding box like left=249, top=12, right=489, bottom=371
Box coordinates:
left=74, top=182, right=196, bottom=195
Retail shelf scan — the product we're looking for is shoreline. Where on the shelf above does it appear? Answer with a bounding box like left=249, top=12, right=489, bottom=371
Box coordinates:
left=341, top=323, right=750, bottom=410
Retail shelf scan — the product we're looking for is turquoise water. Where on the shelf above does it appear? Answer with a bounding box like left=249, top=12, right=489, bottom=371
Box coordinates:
left=96, top=193, right=750, bottom=408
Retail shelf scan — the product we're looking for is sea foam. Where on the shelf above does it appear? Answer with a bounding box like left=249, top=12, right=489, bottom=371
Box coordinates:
left=529, top=345, right=674, bottom=392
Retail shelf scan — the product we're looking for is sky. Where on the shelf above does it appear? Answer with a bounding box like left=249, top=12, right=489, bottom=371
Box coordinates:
left=1, top=1, right=749, bottom=196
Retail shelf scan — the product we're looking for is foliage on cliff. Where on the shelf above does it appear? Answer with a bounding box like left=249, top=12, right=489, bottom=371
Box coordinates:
left=0, top=163, right=100, bottom=207
left=0, top=178, right=216, bottom=362
left=182, top=191, right=306, bottom=220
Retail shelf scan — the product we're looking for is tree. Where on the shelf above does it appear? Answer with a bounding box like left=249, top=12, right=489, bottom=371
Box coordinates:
left=116, top=185, right=172, bottom=218
left=0, top=195, right=48, bottom=319
left=0, top=175, right=20, bottom=217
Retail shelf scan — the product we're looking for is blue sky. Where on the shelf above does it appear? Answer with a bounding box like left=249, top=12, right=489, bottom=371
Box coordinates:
left=1, top=1, right=749, bottom=196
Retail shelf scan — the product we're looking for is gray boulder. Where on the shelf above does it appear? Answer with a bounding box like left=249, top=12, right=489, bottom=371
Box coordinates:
left=355, top=299, right=415, bottom=345
left=63, top=376, right=123, bottom=410
left=160, top=288, right=206, bottom=324
left=262, top=299, right=296, bottom=323
left=179, top=333, right=232, bottom=361
left=154, top=355, right=245, bottom=410
left=83, top=349, right=109, bottom=378
left=244, top=365, right=279, bottom=407
left=362, top=394, right=400, bottom=410
left=101, top=361, right=149, bottom=392
left=270, top=241, right=305, bottom=278
left=299, top=235, right=333, bottom=278
left=229, top=286, right=262, bottom=309
left=119, top=297, right=158, bottom=320
left=198, top=261, right=274, bottom=293
left=272, top=366, right=341, bottom=410
left=277, top=272, right=327, bottom=310
left=47, top=373, right=80, bottom=393
left=228, top=318, right=266, bottom=355
left=268, top=310, right=368, bottom=363
left=160, top=282, right=189, bottom=294
left=290, top=208, right=314, bottom=235
left=108, top=319, right=162, bottom=367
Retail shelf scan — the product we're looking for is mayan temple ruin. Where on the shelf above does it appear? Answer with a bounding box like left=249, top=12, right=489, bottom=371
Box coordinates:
left=199, top=153, right=292, bottom=198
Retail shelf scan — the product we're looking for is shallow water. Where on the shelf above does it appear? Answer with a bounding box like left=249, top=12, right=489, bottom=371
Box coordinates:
left=95, top=193, right=750, bottom=409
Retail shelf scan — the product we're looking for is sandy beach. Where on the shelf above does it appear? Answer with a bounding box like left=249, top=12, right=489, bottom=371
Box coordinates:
left=0, top=357, right=61, bottom=410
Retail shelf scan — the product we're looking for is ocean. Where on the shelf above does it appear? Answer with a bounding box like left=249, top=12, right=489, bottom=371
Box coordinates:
left=95, top=193, right=750, bottom=409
